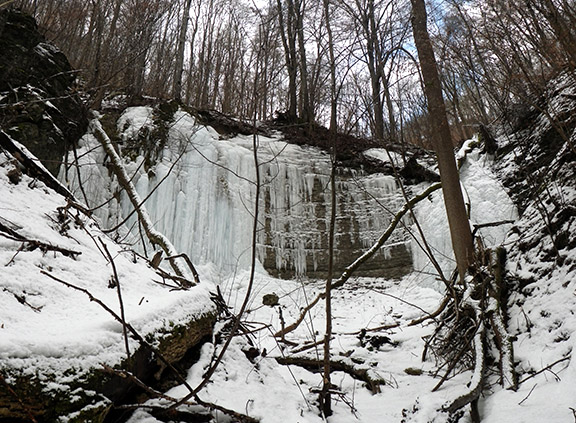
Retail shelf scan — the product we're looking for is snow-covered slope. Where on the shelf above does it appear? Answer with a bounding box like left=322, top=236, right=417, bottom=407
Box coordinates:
left=0, top=141, right=214, bottom=420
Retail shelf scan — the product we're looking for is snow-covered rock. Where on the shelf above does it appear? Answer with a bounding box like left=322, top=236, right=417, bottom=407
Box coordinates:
left=0, top=144, right=215, bottom=422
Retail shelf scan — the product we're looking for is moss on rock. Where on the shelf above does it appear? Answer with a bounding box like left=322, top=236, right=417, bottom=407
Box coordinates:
left=0, top=311, right=215, bottom=422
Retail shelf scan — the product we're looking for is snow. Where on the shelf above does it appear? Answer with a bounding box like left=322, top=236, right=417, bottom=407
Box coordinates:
left=364, top=148, right=405, bottom=166
left=0, top=154, right=214, bottom=383
left=117, top=106, right=155, bottom=141
left=3, top=105, right=575, bottom=422
left=126, top=273, right=448, bottom=423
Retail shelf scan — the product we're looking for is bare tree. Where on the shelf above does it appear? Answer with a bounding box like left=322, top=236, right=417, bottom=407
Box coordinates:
left=173, top=0, right=193, bottom=101
left=410, top=0, right=474, bottom=280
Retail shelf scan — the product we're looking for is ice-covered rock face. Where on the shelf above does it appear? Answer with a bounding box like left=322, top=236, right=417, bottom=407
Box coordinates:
left=63, top=107, right=414, bottom=279
left=259, top=146, right=412, bottom=279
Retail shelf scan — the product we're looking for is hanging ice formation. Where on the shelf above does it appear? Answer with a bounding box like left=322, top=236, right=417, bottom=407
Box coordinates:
left=61, top=106, right=414, bottom=279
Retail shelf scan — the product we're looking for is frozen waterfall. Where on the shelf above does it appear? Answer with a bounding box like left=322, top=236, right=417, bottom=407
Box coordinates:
left=61, top=107, right=416, bottom=279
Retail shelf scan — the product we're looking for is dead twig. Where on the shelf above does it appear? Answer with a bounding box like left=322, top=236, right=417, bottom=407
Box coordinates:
left=409, top=295, right=450, bottom=326
left=369, top=288, right=438, bottom=322
left=100, top=239, right=131, bottom=361
left=0, top=222, right=81, bottom=260
left=167, top=253, right=200, bottom=284
left=339, top=323, right=400, bottom=336
left=432, top=322, right=478, bottom=392
left=518, top=383, right=537, bottom=405
left=515, top=356, right=570, bottom=387
left=3, top=288, right=43, bottom=312
left=443, top=320, right=485, bottom=416
left=290, top=338, right=333, bottom=354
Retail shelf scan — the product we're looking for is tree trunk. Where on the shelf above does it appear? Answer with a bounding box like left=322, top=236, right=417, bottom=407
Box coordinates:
left=323, top=0, right=337, bottom=133
left=321, top=0, right=337, bottom=405
left=292, top=0, right=312, bottom=123
left=277, top=0, right=299, bottom=119
left=173, top=0, right=193, bottom=101
left=363, top=0, right=385, bottom=141
left=410, top=0, right=474, bottom=281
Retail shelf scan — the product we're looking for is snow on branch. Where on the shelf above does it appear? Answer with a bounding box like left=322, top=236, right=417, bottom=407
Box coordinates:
left=90, top=115, right=198, bottom=286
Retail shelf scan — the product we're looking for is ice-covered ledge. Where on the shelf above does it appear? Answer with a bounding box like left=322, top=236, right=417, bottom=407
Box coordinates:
left=64, top=106, right=415, bottom=280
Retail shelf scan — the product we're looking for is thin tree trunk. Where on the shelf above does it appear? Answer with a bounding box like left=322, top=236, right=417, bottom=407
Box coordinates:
left=410, top=0, right=474, bottom=281
left=293, top=0, right=312, bottom=123
left=321, top=2, right=337, bottom=408
left=277, top=0, right=299, bottom=119
left=365, top=0, right=385, bottom=140
left=324, top=0, right=337, bottom=132
left=173, top=0, right=193, bottom=101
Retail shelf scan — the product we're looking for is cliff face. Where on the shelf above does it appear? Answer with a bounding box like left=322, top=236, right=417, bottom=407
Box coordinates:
left=258, top=152, right=414, bottom=280
left=0, top=9, right=87, bottom=176
left=64, top=105, right=418, bottom=281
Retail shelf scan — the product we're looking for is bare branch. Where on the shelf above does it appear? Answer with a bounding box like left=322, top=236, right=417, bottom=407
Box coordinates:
left=275, top=182, right=441, bottom=338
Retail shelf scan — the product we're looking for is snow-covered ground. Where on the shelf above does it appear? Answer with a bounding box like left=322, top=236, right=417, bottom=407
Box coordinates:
left=0, top=142, right=214, bottom=393
left=2, top=108, right=574, bottom=422
left=121, top=132, right=576, bottom=422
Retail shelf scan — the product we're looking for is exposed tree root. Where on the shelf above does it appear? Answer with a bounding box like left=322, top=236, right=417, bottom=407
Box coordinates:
left=422, top=246, right=517, bottom=421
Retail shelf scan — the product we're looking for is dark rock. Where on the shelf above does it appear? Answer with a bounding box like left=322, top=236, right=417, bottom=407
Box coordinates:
left=478, top=124, right=498, bottom=155
left=404, top=367, right=423, bottom=376
left=6, top=165, right=21, bottom=184
left=0, top=9, right=87, bottom=176
left=242, top=346, right=260, bottom=362
left=262, top=292, right=280, bottom=307
left=399, top=156, right=440, bottom=184
left=194, top=108, right=262, bottom=138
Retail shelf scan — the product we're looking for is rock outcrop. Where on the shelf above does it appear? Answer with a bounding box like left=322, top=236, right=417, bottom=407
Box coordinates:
left=0, top=9, right=87, bottom=176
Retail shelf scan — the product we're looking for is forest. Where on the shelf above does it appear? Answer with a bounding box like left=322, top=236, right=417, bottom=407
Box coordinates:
left=15, top=0, right=576, bottom=143
left=0, top=0, right=575, bottom=422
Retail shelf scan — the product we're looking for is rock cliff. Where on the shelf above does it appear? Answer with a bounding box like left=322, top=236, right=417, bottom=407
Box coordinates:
left=0, top=9, right=87, bottom=176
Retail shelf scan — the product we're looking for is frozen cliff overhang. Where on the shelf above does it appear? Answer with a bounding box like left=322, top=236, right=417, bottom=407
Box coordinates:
left=63, top=104, right=425, bottom=280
